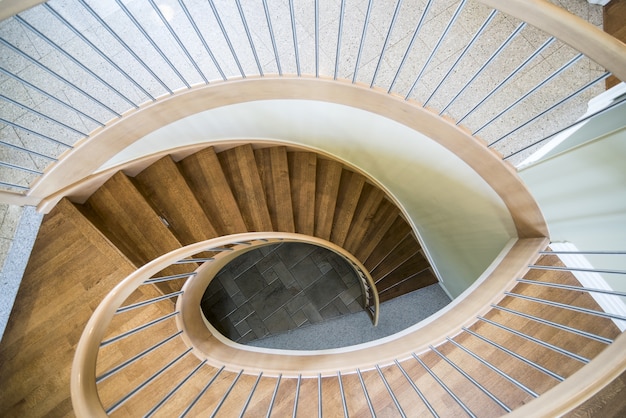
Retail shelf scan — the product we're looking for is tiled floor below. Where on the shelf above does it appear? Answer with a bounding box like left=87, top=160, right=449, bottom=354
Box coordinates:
left=200, top=242, right=364, bottom=345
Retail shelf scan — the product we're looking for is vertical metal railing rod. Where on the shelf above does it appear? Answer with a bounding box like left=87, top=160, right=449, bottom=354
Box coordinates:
left=517, top=278, right=626, bottom=298
left=318, top=373, right=322, bottom=418
left=541, top=250, right=626, bottom=255
left=356, top=368, right=376, bottom=417
left=370, top=0, right=403, bottom=88
left=107, top=347, right=193, bottom=414
left=456, top=36, right=556, bottom=125
left=491, top=304, right=612, bottom=344
left=115, top=0, right=191, bottom=88
left=0, top=94, right=86, bottom=138
left=175, top=258, right=214, bottom=264
left=527, top=264, right=626, bottom=276
left=293, top=374, right=301, bottom=418
left=143, top=272, right=197, bottom=284
left=504, top=292, right=626, bottom=322
left=405, top=0, right=468, bottom=100
left=475, top=53, right=584, bottom=135
left=76, top=0, right=173, bottom=94
left=101, top=311, right=179, bottom=347
left=0, top=141, right=56, bottom=161
left=352, top=0, right=373, bottom=84
left=505, top=95, right=626, bottom=160
left=288, top=0, right=301, bottom=76
left=388, top=0, right=434, bottom=93
left=315, top=0, right=319, bottom=78
left=180, top=366, right=225, bottom=418
left=334, top=0, right=346, bottom=80
left=337, top=371, right=349, bottom=418
left=116, top=290, right=184, bottom=313
left=210, top=370, right=243, bottom=418
left=43, top=3, right=156, bottom=101
left=462, top=327, right=564, bottom=381
left=15, top=15, right=139, bottom=109
left=266, top=374, right=282, bottom=418
left=375, top=365, right=406, bottom=418
left=439, top=22, right=527, bottom=115
left=261, top=0, right=282, bottom=75
left=394, top=360, right=438, bottom=417
left=412, top=353, right=476, bottom=418
left=0, top=117, right=70, bottom=149
left=423, top=9, right=498, bottom=107
left=239, top=372, right=262, bottom=417
left=429, top=345, right=511, bottom=413
left=477, top=316, right=590, bottom=363
left=147, top=0, right=208, bottom=84
left=144, top=359, right=207, bottom=417
left=96, top=330, right=183, bottom=383
left=445, top=337, right=538, bottom=398
left=489, top=71, right=610, bottom=146
left=0, top=43, right=118, bottom=121
left=177, top=0, right=226, bottom=81
left=206, top=0, right=245, bottom=78
left=0, top=161, right=43, bottom=175
left=234, top=0, right=263, bottom=76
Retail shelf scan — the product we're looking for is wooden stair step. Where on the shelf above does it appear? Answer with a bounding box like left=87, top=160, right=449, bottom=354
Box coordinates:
left=288, top=151, right=317, bottom=236
left=343, top=184, right=386, bottom=256
left=178, top=147, right=247, bottom=235
left=255, top=146, right=295, bottom=232
left=330, top=170, right=365, bottom=247
left=79, top=171, right=195, bottom=295
left=364, top=216, right=413, bottom=271
left=353, top=199, right=399, bottom=262
left=370, top=234, right=422, bottom=281
left=378, top=265, right=436, bottom=303
left=218, top=144, right=272, bottom=232
left=133, top=155, right=219, bottom=246
left=314, top=158, right=343, bottom=241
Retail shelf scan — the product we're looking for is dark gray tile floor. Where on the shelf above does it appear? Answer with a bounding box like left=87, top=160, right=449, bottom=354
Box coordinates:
left=200, top=242, right=364, bottom=345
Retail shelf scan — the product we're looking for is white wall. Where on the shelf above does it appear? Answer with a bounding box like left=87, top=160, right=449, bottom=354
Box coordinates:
left=99, top=100, right=517, bottom=298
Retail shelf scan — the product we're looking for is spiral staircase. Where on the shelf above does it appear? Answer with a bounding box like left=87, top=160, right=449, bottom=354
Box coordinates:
left=1, top=0, right=626, bottom=417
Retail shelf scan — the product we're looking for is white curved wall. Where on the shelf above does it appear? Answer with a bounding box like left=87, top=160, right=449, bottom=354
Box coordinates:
left=100, top=100, right=517, bottom=298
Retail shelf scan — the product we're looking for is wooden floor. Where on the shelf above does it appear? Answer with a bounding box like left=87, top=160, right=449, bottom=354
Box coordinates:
left=605, top=0, right=626, bottom=89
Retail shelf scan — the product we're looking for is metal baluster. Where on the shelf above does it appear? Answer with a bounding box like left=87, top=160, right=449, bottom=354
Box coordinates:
left=388, top=0, right=434, bottom=93
left=240, top=372, right=263, bottom=417
left=107, top=347, right=193, bottom=414
left=375, top=365, right=406, bottom=417
left=491, top=304, right=612, bottom=344
left=517, top=278, right=626, bottom=298
left=115, top=0, right=191, bottom=88
left=337, top=371, right=349, bottom=418
left=175, top=258, right=214, bottom=264
left=77, top=0, right=173, bottom=94
left=371, top=0, right=403, bottom=88
left=0, top=161, right=42, bottom=175
left=293, top=374, right=301, bottom=418
left=334, top=0, right=346, bottom=80
left=0, top=117, right=69, bottom=149
left=315, top=0, right=319, bottom=78
left=463, top=327, right=564, bottom=381
left=116, top=291, right=183, bottom=313
left=439, top=22, right=527, bottom=115
left=43, top=3, right=155, bottom=101
left=527, top=264, right=626, bottom=276
left=180, top=366, right=225, bottom=417
left=266, top=374, right=282, bottom=418
left=405, top=0, right=468, bottom=100
left=101, top=311, right=179, bottom=347
left=541, top=250, right=626, bottom=255
left=145, top=360, right=207, bottom=417
left=0, top=94, right=86, bottom=137
left=457, top=37, right=556, bottom=125
left=15, top=15, right=138, bottom=109
left=318, top=373, right=322, bottom=418
left=211, top=370, right=243, bottom=418
left=393, top=360, right=437, bottom=417
left=445, top=338, right=538, bottom=398
left=0, top=181, right=29, bottom=191
left=352, top=0, right=373, bottom=84
left=505, top=292, right=626, bottom=322
left=288, top=0, right=301, bottom=76
left=143, top=272, right=196, bottom=284
left=97, top=331, right=183, bottom=383
left=234, top=0, right=263, bottom=76
left=424, top=9, right=498, bottom=107
left=0, top=141, right=57, bottom=161
left=356, top=368, right=376, bottom=417
left=429, top=345, right=511, bottom=413
left=490, top=71, right=610, bottom=147
left=412, top=353, right=477, bottom=418
left=262, top=0, right=282, bottom=75
left=147, top=0, right=208, bottom=83
left=475, top=53, right=584, bottom=136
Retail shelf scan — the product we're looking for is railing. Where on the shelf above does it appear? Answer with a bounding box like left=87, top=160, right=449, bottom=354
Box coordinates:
left=0, top=0, right=625, bottom=199
left=73, top=233, right=626, bottom=416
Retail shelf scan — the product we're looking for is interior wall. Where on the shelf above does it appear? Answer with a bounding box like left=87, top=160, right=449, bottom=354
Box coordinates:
left=99, top=100, right=517, bottom=298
